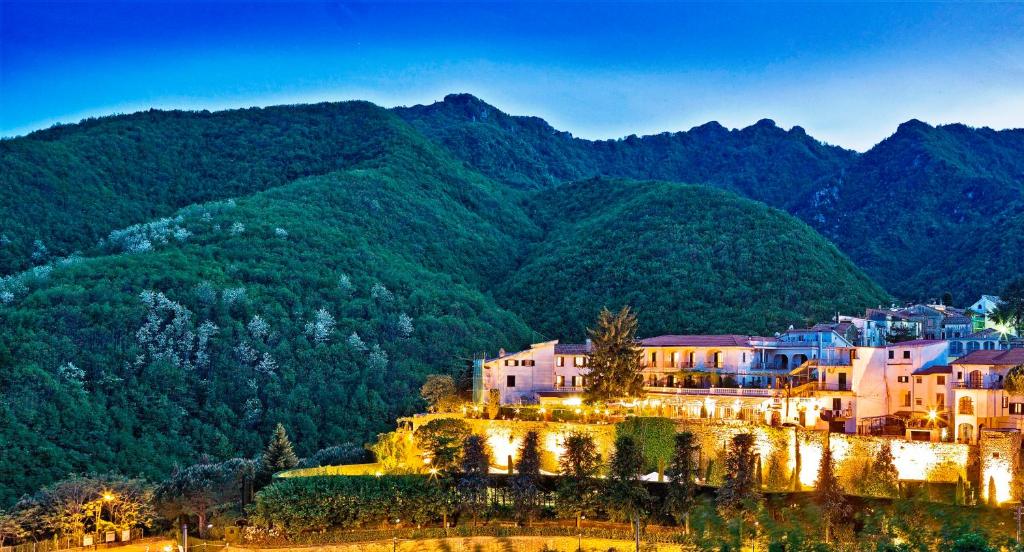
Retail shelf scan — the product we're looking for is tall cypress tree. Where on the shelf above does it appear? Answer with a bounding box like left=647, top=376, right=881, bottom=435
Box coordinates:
left=511, top=431, right=542, bottom=526
left=557, top=431, right=601, bottom=528
left=584, top=306, right=644, bottom=403
left=606, top=435, right=650, bottom=552
left=458, top=435, right=490, bottom=527
left=717, top=433, right=761, bottom=547
left=664, top=432, right=698, bottom=534
left=814, top=435, right=849, bottom=543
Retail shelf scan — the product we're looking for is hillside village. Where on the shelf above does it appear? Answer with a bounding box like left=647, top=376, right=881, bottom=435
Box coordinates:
left=483, top=295, right=1020, bottom=444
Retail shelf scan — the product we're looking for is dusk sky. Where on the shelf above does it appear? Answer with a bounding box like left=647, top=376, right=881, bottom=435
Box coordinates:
left=3, top=1, right=1023, bottom=150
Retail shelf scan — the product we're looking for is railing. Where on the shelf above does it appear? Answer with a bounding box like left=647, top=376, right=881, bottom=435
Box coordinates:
left=552, top=385, right=585, bottom=392
left=644, top=386, right=775, bottom=397
left=802, top=382, right=852, bottom=392
left=953, top=382, right=1003, bottom=390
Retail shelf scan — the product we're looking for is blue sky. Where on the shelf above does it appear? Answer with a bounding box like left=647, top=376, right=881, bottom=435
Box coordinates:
left=2, top=1, right=1023, bottom=150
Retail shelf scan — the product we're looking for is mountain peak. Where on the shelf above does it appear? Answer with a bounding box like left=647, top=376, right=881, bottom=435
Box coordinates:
left=895, top=118, right=933, bottom=135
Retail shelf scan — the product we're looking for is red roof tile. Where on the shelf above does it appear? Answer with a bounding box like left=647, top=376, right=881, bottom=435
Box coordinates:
left=640, top=335, right=752, bottom=347
left=954, top=349, right=1024, bottom=366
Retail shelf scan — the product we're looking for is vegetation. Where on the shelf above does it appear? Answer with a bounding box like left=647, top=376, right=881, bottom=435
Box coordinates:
left=663, top=432, right=698, bottom=533
left=259, top=423, right=299, bottom=482
left=414, top=418, right=471, bottom=473
left=717, top=433, right=762, bottom=547
left=458, top=435, right=490, bottom=526
left=420, top=375, right=460, bottom=413
left=556, top=432, right=601, bottom=528
left=814, top=437, right=849, bottom=543
left=0, top=96, right=894, bottom=504
left=605, top=435, right=651, bottom=551
left=584, top=307, right=645, bottom=402
left=614, top=416, right=676, bottom=476
left=510, top=431, right=542, bottom=525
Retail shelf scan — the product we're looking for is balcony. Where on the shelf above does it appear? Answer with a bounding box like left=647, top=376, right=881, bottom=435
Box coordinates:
left=803, top=382, right=852, bottom=392
left=645, top=386, right=775, bottom=397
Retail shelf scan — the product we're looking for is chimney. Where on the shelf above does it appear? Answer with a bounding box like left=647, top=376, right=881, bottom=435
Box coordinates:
left=585, top=338, right=592, bottom=349
left=498, top=348, right=506, bottom=357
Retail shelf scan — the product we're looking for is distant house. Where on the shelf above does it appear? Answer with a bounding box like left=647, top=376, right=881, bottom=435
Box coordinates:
left=901, top=304, right=946, bottom=340
left=851, top=309, right=921, bottom=346
left=949, top=328, right=1013, bottom=357
left=941, top=313, right=973, bottom=340
left=968, top=295, right=1003, bottom=332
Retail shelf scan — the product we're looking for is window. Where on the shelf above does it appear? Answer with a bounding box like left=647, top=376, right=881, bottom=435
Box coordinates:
left=936, top=394, right=945, bottom=407
left=915, top=376, right=923, bottom=384
left=915, top=397, right=923, bottom=406
left=555, top=375, right=565, bottom=387
left=903, top=392, right=912, bottom=407
left=957, top=371, right=963, bottom=380
left=897, top=376, right=909, bottom=383
left=1003, top=397, right=1009, bottom=408
left=506, top=375, right=516, bottom=388
left=650, top=352, right=657, bottom=365
left=1011, top=403, right=1024, bottom=415
left=742, top=352, right=747, bottom=363
left=556, top=357, right=565, bottom=367
left=504, top=359, right=518, bottom=367
left=937, top=376, right=945, bottom=385
left=959, top=396, right=974, bottom=415
left=832, top=398, right=842, bottom=411
left=574, top=356, right=585, bottom=367
left=903, top=351, right=911, bottom=359
left=521, top=359, right=535, bottom=367
left=572, top=376, right=581, bottom=387
left=888, top=351, right=895, bottom=360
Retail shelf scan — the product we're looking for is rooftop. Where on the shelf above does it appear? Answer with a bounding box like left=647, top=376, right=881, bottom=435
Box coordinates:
left=954, top=348, right=1024, bottom=366
left=639, top=334, right=753, bottom=347
left=913, top=364, right=952, bottom=375
left=886, top=339, right=945, bottom=348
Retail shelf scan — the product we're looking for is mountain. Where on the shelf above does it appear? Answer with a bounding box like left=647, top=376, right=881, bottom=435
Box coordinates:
left=0, top=99, right=887, bottom=504
left=396, top=95, right=1024, bottom=303
left=395, top=93, right=855, bottom=211
left=810, top=120, right=1024, bottom=302
left=502, top=178, right=889, bottom=340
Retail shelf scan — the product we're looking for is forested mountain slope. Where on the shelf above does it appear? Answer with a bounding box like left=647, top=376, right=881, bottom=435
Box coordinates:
left=395, top=93, right=854, bottom=211
left=810, top=120, right=1024, bottom=301
left=503, top=178, right=889, bottom=341
left=0, top=99, right=891, bottom=504
left=397, top=95, right=1024, bottom=303
left=0, top=102, right=404, bottom=275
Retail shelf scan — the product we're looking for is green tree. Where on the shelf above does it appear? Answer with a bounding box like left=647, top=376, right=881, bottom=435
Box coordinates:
left=420, top=375, right=459, bottom=413
left=870, top=440, right=900, bottom=498
left=556, top=431, right=601, bottom=528
left=584, top=306, right=644, bottom=403
left=814, top=436, right=849, bottom=543
left=511, top=431, right=542, bottom=526
left=664, top=432, right=698, bottom=533
left=259, top=423, right=299, bottom=484
left=415, top=418, right=471, bottom=473
left=606, top=435, right=650, bottom=552
left=885, top=325, right=917, bottom=344
left=1001, top=277, right=1024, bottom=334
left=615, top=417, right=676, bottom=478
left=458, top=434, right=490, bottom=527
left=717, top=433, right=761, bottom=547
left=156, top=463, right=237, bottom=537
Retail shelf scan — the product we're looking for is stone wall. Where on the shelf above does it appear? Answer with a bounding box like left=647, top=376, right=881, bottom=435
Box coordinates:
left=461, top=417, right=986, bottom=489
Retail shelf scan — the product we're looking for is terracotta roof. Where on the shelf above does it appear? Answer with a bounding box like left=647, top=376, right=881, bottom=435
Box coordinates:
left=913, top=364, right=952, bottom=375
left=554, top=343, right=591, bottom=355
left=954, top=349, right=1024, bottom=366
left=639, top=335, right=752, bottom=347
left=886, top=339, right=945, bottom=348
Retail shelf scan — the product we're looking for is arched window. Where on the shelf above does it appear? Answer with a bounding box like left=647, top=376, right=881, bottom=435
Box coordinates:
left=984, top=341, right=995, bottom=350
left=950, top=341, right=963, bottom=355
left=968, top=341, right=980, bottom=352
left=959, top=396, right=974, bottom=415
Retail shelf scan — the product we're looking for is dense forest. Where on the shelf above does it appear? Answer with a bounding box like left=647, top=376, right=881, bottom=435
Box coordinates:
left=397, top=94, right=1024, bottom=301
left=0, top=99, right=891, bottom=504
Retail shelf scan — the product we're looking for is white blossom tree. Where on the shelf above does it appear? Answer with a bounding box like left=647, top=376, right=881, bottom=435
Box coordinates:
left=304, top=308, right=336, bottom=345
